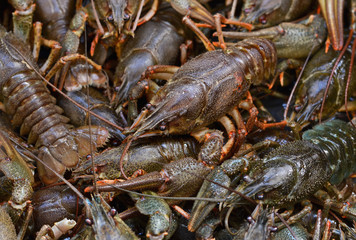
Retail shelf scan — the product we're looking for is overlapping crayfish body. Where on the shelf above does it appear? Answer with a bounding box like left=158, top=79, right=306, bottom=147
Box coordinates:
left=302, top=120, right=356, bottom=185
left=229, top=120, right=356, bottom=207
left=134, top=38, right=277, bottom=135
left=292, top=47, right=356, bottom=125
left=74, top=136, right=199, bottom=179
left=0, top=28, right=109, bottom=184
left=114, top=4, right=187, bottom=105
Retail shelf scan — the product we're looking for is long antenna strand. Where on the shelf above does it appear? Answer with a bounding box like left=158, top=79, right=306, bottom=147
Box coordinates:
left=319, top=29, right=353, bottom=123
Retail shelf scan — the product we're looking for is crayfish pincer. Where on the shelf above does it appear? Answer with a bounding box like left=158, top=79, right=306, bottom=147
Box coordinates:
left=0, top=27, right=109, bottom=185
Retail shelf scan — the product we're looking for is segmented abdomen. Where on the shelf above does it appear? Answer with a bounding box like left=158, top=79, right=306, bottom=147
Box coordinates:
left=228, top=38, right=277, bottom=85
left=0, top=30, right=73, bottom=151
left=3, top=69, right=72, bottom=148
left=0, top=29, right=109, bottom=184
left=171, top=38, right=277, bottom=87
left=302, top=119, right=356, bottom=184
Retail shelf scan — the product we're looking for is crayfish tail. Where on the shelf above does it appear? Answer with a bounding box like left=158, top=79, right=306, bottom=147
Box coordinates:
left=63, top=62, right=107, bottom=91
left=71, top=125, right=110, bottom=157
left=37, top=126, right=109, bottom=185
left=37, top=147, right=67, bottom=185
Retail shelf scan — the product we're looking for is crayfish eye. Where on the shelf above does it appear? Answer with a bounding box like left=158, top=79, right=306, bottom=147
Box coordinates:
left=256, top=193, right=264, bottom=200
left=110, top=208, right=117, bottom=216
left=123, top=12, right=130, bottom=21
left=159, top=122, right=167, bottom=131
left=258, top=14, right=267, bottom=24
left=85, top=218, right=93, bottom=225
left=107, top=15, right=114, bottom=23
left=269, top=226, right=278, bottom=232
left=247, top=216, right=254, bottom=224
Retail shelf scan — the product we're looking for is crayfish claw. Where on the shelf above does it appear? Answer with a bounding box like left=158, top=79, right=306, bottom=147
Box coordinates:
left=318, top=0, right=344, bottom=51
left=188, top=167, right=231, bottom=232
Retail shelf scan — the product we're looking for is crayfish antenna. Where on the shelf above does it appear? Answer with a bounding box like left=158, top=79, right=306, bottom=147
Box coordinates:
left=274, top=212, right=297, bottom=240
left=344, top=29, right=356, bottom=127
left=118, top=135, right=135, bottom=180
left=319, top=29, right=353, bottom=123
left=89, top=0, right=104, bottom=35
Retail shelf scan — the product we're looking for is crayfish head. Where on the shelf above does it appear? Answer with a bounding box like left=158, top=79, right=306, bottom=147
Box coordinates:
left=241, top=0, right=285, bottom=28
left=132, top=81, right=205, bottom=136
left=232, top=158, right=296, bottom=206
left=292, top=73, right=326, bottom=126
left=107, top=0, right=128, bottom=34
left=244, top=206, right=270, bottom=240
left=241, top=0, right=311, bottom=29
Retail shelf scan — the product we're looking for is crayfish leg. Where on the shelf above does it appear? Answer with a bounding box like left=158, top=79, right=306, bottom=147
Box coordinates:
left=45, top=54, right=102, bottom=88
left=180, top=40, right=193, bottom=65
left=276, top=200, right=313, bottom=230
left=136, top=0, right=159, bottom=27
left=218, top=115, right=236, bottom=160
left=9, top=1, right=35, bottom=43
left=171, top=0, right=215, bottom=27
left=190, top=128, right=224, bottom=165
left=32, top=22, right=62, bottom=74
left=183, top=16, right=215, bottom=51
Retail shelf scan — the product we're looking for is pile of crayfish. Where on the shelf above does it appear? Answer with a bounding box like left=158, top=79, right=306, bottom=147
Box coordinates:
left=0, top=0, right=356, bottom=239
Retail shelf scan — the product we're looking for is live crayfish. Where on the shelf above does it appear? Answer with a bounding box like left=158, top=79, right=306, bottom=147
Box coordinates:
left=13, top=143, right=141, bottom=239
left=86, top=37, right=278, bottom=206
left=0, top=111, right=37, bottom=240
left=32, top=185, right=84, bottom=231
left=2, top=0, right=356, bottom=239
left=130, top=190, right=178, bottom=239
left=125, top=37, right=277, bottom=164
left=34, top=0, right=107, bottom=91
left=0, top=26, right=109, bottom=185
left=289, top=40, right=356, bottom=128
left=74, top=136, right=199, bottom=179
left=188, top=119, right=356, bottom=233
left=113, top=3, right=189, bottom=107
left=0, top=124, right=34, bottom=239
left=220, top=14, right=327, bottom=59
